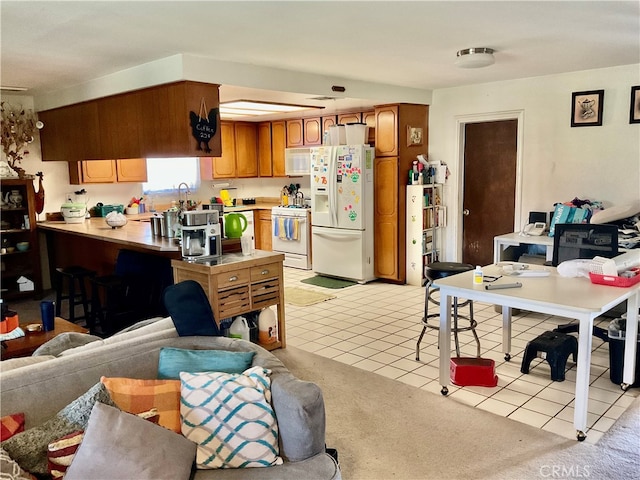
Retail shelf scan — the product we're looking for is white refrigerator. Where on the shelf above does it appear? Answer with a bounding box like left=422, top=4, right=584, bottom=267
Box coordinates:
left=310, top=145, right=376, bottom=283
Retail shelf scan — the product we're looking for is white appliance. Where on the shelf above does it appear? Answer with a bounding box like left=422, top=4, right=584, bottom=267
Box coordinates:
left=271, top=206, right=311, bottom=270
left=310, top=145, right=376, bottom=283
left=285, top=148, right=311, bottom=175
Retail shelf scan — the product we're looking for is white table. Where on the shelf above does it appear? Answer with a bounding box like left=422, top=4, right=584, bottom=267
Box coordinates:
left=493, top=232, right=554, bottom=263
left=433, top=264, right=639, bottom=441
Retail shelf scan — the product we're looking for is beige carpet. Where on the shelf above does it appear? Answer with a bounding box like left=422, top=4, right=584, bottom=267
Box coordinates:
left=274, top=346, right=640, bottom=480
left=284, top=287, right=336, bottom=307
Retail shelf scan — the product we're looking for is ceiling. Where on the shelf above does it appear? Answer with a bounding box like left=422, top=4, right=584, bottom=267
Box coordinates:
left=1, top=1, right=639, bottom=119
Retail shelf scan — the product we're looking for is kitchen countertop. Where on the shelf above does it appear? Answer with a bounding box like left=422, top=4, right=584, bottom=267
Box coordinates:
left=37, top=217, right=179, bottom=252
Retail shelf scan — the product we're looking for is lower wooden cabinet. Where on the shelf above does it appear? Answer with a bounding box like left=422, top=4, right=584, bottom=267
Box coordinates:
left=255, top=209, right=273, bottom=251
left=374, top=156, right=401, bottom=281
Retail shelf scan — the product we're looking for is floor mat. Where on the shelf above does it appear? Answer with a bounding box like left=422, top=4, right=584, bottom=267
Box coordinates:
left=284, top=287, right=336, bottom=307
left=300, top=276, right=357, bottom=289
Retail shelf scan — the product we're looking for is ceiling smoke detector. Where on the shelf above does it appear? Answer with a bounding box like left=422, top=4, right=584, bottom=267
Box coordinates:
left=456, top=48, right=495, bottom=68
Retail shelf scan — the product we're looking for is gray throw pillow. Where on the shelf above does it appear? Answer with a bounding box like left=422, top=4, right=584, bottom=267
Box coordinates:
left=0, top=382, right=115, bottom=475
left=64, top=403, right=196, bottom=480
left=32, top=332, right=102, bottom=357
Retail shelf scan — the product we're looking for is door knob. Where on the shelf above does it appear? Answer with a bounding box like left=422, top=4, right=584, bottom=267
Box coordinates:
left=463, top=209, right=470, bottom=216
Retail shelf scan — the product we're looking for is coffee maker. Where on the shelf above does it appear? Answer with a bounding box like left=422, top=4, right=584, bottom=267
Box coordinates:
left=180, top=211, right=222, bottom=261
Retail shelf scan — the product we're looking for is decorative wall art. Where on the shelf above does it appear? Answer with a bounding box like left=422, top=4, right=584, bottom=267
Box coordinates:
left=629, top=86, right=640, bottom=124
left=571, top=90, right=604, bottom=127
left=407, top=126, right=423, bottom=146
left=189, top=98, right=219, bottom=153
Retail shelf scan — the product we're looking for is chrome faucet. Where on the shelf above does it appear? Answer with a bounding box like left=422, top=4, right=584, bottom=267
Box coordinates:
left=177, top=182, right=191, bottom=211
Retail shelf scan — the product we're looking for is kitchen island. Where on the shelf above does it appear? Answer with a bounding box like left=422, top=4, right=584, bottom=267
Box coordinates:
left=172, top=251, right=286, bottom=350
left=38, top=217, right=181, bottom=281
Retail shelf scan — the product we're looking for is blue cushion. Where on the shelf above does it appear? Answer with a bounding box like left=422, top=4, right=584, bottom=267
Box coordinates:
left=157, top=347, right=255, bottom=380
left=162, top=280, right=221, bottom=336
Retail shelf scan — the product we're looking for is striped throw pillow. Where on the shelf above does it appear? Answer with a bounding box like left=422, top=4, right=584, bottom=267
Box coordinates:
left=101, top=377, right=181, bottom=432
left=180, top=367, right=283, bottom=469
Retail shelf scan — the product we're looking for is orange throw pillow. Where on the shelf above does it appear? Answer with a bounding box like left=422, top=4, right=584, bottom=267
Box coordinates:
left=1, top=412, right=25, bottom=441
left=100, top=377, right=181, bottom=433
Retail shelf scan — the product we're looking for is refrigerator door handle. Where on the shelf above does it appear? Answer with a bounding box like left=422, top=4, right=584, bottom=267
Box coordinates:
left=314, top=230, right=361, bottom=240
left=329, top=147, right=338, bottom=227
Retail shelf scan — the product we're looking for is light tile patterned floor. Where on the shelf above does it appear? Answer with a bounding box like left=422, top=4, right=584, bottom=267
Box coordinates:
left=282, top=267, right=639, bottom=444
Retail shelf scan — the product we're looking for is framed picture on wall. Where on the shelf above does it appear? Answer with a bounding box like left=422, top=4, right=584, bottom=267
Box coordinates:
left=407, top=126, right=423, bottom=146
left=629, top=86, right=640, bottom=124
left=571, top=89, right=604, bottom=127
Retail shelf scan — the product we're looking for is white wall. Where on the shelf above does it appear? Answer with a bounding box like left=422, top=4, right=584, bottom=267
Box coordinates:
left=429, top=64, right=640, bottom=261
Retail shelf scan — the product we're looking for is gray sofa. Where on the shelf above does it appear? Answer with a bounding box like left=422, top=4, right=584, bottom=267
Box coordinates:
left=0, top=319, right=341, bottom=479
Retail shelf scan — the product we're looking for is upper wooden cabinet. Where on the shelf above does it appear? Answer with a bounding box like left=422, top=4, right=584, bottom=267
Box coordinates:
left=362, top=110, right=376, bottom=145
left=338, top=112, right=362, bottom=125
left=234, top=122, right=258, bottom=177
left=257, top=122, right=273, bottom=177
left=286, top=119, right=304, bottom=147
left=39, top=81, right=221, bottom=161
left=68, top=158, right=147, bottom=184
left=322, top=116, right=337, bottom=144
left=271, top=121, right=287, bottom=177
left=375, top=105, right=399, bottom=157
left=201, top=121, right=257, bottom=179
left=303, top=117, right=322, bottom=146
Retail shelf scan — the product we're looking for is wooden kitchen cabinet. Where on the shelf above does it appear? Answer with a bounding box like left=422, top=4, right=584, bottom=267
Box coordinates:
left=271, top=121, right=287, bottom=177
left=115, top=159, right=148, bottom=182
left=303, top=117, right=322, bottom=146
left=257, top=122, right=273, bottom=177
left=39, top=102, right=101, bottom=161
left=362, top=110, right=376, bottom=145
left=0, top=179, right=42, bottom=300
left=255, top=209, right=273, bottom=251
left=171, top=252, right=286, bottom=350
left=373, top=103, right=429, bottom=282
left=338, top=112, right=362, bottom=125
left=98, top=93, right=142, bottom=159
left=39, top=81, right=221, bottom=161
left=68, top=158, right=147, bottom=184
left=286, top=119, right=304, bottom=147
left=201, top=122, right=258, bottom=179
left=322, top=116, right=337, bottom=143
left=234, top=122, right=258, bottom=177
left=258, top=121, right=287, bottom=177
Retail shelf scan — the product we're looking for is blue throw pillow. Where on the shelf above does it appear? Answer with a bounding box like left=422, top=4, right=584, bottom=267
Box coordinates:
left=157, top=348, right=255, bottom=380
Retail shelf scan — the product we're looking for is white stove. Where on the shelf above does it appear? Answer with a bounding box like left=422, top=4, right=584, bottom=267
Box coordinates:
left=271, top=206, right=311, bottom=269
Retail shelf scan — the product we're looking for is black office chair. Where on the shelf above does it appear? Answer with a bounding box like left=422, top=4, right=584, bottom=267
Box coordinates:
left=551, top=223, right=619, bottom=342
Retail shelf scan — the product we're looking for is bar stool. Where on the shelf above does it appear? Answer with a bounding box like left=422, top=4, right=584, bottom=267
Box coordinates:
left=89, top=274, right=129, bottom=337
left=54, top=266, right=96, bottom=324
left=416, top=262, right=480, bottom=361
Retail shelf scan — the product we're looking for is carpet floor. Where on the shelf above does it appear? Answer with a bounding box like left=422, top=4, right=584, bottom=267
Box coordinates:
left=275, top=346, right=640, bottom=480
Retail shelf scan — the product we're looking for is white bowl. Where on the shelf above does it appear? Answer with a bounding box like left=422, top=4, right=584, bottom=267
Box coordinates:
left=105, top=213, right=128, bottom=229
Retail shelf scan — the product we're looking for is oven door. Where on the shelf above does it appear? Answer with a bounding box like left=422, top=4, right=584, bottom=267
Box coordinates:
left=271, top=213, right=309, bottom=255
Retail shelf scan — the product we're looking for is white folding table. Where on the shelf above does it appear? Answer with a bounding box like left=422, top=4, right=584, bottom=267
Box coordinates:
left=433, top=264, right=639, bottom=441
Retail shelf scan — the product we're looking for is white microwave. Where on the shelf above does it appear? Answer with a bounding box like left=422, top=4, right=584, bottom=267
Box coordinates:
left=285, top=148, right=310, bottom=176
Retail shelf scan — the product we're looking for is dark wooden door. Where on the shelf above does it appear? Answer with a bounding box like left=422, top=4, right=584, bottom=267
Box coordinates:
left=463, top=120, right=517, bottom=266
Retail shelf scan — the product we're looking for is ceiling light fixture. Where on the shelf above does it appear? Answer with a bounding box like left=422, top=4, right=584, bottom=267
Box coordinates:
left=456, top=48, right=495, bottom=68
left=219, top=100, right=324, bottom=119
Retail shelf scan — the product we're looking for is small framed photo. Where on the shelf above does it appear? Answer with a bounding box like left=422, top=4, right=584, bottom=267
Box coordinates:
left=571, top=90, right=604, bottom=127
left=407, top=126, right=423, bottom=146
left=629, top=86, right=640, bottom=124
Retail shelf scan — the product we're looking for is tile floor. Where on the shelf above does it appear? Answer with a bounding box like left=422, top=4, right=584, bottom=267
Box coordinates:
left=282, top=267, right=639, bottom=445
